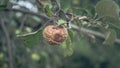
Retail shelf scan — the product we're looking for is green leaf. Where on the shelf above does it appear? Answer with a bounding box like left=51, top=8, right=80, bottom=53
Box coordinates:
left=17, top=29, right=43, bottom=48
left=57, top=19, right=66, bottom=26
left=109, top=20, right=120, bottom=30
left=68, top=29, right=74, bottom=42
left=44, top=3, right=53, bottom=17
left=109, top=22, right=120, bottom=30
left=103, top=29, right=117, bottom=45
left=60, top=0, right=71, bottom=12
left=61, top=34, right=73, bottom=57
left=73, top=8, right=86, bottom=16
left=0, top=0, right=8, bottom=9
left=105, top=17, right=120, bottom=30
left=84, top=5, right=96, bottom=17
left=95, top=0, right=119, bottom=18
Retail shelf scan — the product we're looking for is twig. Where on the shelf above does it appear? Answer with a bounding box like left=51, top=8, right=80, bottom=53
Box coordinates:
left=19, top=14, right=27, bottom=32
left=71, top=24, right=120, bottom=44
left=55, top=0, right=61, bottom=9
left=3, top=8, right=50, bottom=20
left=1, top=20, right=14, bottom=68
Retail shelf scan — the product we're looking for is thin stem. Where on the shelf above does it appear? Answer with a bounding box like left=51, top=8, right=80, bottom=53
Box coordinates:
left=19, top=14, right=27, bottom=32
left=1, top=20, right=14, bottom=68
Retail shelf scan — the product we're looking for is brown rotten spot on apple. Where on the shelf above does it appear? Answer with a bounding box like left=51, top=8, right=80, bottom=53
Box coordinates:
left=43, top=25, right=68, bottom=45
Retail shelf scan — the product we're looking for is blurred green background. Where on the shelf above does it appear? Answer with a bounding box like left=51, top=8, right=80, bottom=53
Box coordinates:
left=0, top=0, right=120, bottom=68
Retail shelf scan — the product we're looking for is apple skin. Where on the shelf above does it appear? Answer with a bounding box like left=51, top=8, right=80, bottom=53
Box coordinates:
left=43, top=25, right=68, bottom=45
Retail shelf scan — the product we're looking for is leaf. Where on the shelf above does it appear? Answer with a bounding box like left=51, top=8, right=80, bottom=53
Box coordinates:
left=57, top=19, right=66, bottom=26
left=0, top=0, right=8, bottom=9
left=61, top=34, right=73, bottom=57
left=95, top=0, right=119, bottom=18
left=105, top=17, right=120, bottom=30
left=84, top=5, right=96, bottom=17
left=44, top=3, right=53, bottom=17
left=109, top=22, right=120, bottom=30
left=73, top=8, right=86, bottom=16
left=103, top=29, right=117, bottom=45
left=60, top=0, right=71, bottom=12
left=68, top=29, right=74, bottom=42
left=17, top=29, right=43, bottom=48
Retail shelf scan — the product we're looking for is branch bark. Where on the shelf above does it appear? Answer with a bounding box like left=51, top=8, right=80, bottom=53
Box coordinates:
left=71, top=24, right=120, bottom=45
left=3, top=8, right=50, bottom=20
left=2, top=8, right=120, bottom=45
left=1, top=20, right=14, bottom=68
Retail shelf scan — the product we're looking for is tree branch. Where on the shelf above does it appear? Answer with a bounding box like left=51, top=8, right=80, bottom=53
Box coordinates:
left=3, top=8, right=50, bottom=20
left=2, top=8, right=120, bottom=45
left=71, top=24, right=120, bottom=45
left=1, top=20, right=14, bottom=68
